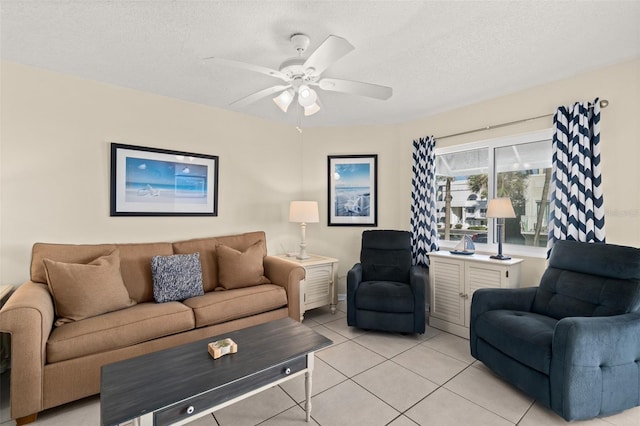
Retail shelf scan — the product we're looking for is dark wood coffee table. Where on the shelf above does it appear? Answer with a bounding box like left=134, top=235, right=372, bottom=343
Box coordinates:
left=100, top=318, right=332, bottom=425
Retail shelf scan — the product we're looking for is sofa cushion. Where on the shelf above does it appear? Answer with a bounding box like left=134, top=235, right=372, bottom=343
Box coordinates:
left=182, top=284, right=286, bottom=328
left=31, top=243, right=116, bottom=284
left=117, top=242, right=174, bottom=303
left=217, top=240, right=271, bottom=290
left=475, top=310, right=557, bottom=374
left=46, top=301, right=195, bottom=363
left=172, top=231, right=267, bottom=292
left=151, top=253, right=204, bottom=303
left=43, top=249, right=136, bottom=326
left=356, top=281, right=415, bottom=313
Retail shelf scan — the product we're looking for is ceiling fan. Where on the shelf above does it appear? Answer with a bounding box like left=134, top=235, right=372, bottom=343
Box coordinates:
left=205, top=33, right=393, bottom=116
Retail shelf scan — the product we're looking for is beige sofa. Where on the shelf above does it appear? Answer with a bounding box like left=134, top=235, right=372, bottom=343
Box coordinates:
left=0, top=231, right=305, bottom=424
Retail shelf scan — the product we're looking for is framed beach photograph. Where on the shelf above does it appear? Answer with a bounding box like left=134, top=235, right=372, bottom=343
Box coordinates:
left=327, top=154, right=378, bottom=226
left=110, top=143, right=218, bottom=216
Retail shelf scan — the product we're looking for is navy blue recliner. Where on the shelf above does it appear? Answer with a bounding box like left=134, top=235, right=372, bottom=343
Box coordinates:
left=470, top=240, right=640, bottom=421
left=347, top=230, right=427, bottom=334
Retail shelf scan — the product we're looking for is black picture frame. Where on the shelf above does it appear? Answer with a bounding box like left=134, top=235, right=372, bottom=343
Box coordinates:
left=110, top=143, right=218, bottom=216
left=327, top=154, right=378, bottom=226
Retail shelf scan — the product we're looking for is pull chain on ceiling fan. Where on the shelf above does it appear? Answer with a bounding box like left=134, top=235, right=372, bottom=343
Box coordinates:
left=205, top=33, right=392, bottom=117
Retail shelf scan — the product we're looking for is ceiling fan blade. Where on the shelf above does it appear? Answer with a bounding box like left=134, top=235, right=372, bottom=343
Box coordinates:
left=204, top=57, right=286, bottom=81
left=318, top=78, right=393, bottom=100
left=303, top=35, right=354, bottom=75
left=229, top=85, right=291, bottom=108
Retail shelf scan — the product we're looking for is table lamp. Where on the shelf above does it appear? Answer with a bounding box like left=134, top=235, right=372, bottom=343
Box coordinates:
left=289, top=201, right=319, bottom=260
left=486, top=197, right=516, bottom=260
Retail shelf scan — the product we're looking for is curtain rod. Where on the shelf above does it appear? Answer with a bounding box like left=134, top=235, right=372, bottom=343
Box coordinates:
left=435, top=99, right=609, bottom=141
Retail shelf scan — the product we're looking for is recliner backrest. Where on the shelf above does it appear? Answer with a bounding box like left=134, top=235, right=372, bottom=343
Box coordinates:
left=532, top=240, right=640, bottom=319
left=360, top=230, right=412, bottom=283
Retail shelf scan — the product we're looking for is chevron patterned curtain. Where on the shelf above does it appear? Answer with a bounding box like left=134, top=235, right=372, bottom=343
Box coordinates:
left=547, top=98, right=605, bottom=254
left=411, top=136, right=439, bottom=267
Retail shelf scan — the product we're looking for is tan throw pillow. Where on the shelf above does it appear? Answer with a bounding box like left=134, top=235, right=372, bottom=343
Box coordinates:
left=43, top=249, right=136, bottom=326
left=217, top=240, right=271, bottom=290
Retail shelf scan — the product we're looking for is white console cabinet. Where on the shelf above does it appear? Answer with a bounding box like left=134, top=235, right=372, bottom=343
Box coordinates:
left=277, top=254, right=339, bottom=321
left=428, top=251, right=523, bottom=339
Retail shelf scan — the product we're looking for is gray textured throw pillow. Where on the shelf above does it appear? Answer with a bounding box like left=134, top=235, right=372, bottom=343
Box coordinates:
left=151, top=252, right=204, bottom=303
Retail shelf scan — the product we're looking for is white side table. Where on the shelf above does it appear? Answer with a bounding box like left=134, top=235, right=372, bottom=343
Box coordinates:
left=277, top=254, right=339, bottom=321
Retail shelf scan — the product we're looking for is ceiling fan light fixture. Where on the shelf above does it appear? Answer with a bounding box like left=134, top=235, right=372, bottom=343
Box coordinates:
left=273, top=89, right=295, bottom=112
left=297, top=85, right=317, bottom=107
left=304, top=102, right=321, bottom=116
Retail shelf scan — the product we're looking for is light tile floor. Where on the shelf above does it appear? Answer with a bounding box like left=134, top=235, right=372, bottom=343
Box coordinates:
left=9, top=301, right=640, bottom=426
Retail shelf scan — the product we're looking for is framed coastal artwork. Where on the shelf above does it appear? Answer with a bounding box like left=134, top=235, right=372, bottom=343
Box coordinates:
left=327, top=154, right=378, bottom=226
left=110, top=143, right=218, bottom=216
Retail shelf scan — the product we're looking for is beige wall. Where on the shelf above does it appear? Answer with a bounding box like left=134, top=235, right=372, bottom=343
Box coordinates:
left=0, top=62, right=304, bottom=285
left=2, top=59, right=639, bottom=291
left=303, top=59, right=640, bottom=292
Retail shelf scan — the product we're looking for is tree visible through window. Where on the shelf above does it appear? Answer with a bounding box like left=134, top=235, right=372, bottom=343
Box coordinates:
left=435, top=133, right=552, bottom=249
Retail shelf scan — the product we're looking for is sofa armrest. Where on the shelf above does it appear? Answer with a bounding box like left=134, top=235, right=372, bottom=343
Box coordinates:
left=470, top=287, right=538, bottom=356
left=549, top=313, right=640, bottom=420
left=346, top=263, right=362, bottom=326
left=263, top=256, right=305, bottom=322
left=0, top=282, right=55, bottom=419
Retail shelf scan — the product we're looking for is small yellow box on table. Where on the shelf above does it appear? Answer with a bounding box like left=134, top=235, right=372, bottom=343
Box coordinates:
left=208, top=338, right=238, bottom=359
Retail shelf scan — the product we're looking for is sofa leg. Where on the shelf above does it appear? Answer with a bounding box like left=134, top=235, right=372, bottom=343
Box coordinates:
left=16, top=414, right=38, bottom=425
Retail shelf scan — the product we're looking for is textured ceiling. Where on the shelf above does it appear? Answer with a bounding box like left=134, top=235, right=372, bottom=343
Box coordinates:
left=1, top=1, right=639, bottom=128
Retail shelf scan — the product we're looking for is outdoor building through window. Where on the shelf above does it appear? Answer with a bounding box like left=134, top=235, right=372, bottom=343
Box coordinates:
left=434, top=130, right=552, bottom=250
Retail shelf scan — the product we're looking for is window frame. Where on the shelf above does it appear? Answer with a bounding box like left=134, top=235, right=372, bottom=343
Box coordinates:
left=434, top=128, right=553, bottom=258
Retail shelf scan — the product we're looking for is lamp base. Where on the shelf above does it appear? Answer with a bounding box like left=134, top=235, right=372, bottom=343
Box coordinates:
left=296, top=222, right=309, bottom=260
left=490, top=254, right=511, bottom=261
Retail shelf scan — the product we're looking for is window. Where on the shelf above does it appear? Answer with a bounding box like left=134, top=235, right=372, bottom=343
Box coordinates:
left=435, top=129, right=552, bottom=253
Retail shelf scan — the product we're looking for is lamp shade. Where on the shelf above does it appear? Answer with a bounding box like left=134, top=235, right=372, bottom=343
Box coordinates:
left=289, top=201, right=319, bottom=223
left=486, top=198, right=516, bottom=218
left=273, top=89, right=295, bottom=112
left=304, top=102, right=321, bottom=116
left=297, top=85, right=318, bottom=107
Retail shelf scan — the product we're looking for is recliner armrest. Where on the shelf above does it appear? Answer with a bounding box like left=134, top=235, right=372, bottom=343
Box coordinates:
left=347, top=263, right=362, bottom=288
left=550, top=312, right=640, bottom=420
left=471, top=287, right=537, bottom=319
left=346, top=263, right=362, bottom=326
left=470, top=287, right=537, bottom=355
left=409, top=266, right=428, bottom=307
left=409, top=265, right=428, bottom=333
left=409, top=266, right=429, bottom=293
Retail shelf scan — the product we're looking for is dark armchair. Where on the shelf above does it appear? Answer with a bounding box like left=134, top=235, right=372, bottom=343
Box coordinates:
left=470, top=240, right=640, bottom=421
left=347, top=230, right=427, bottom=334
